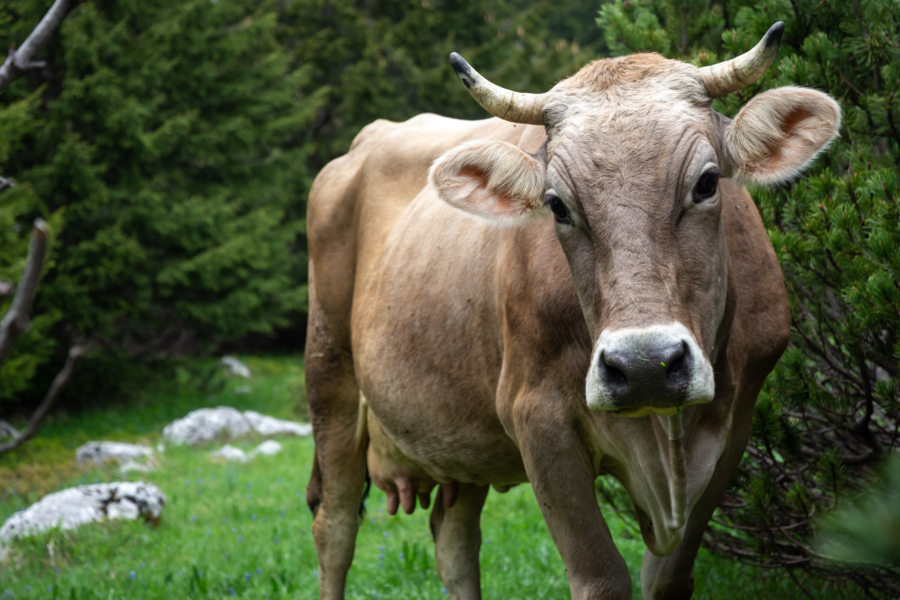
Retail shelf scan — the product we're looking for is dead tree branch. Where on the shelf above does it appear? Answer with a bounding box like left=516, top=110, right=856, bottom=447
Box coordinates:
left=0, top=0, right=78, bottom=91
left=0, top=219, right=49, bottom=364
left=0, top=345, right=83, bottom=453
left=0, top=219, right=83, bottom=454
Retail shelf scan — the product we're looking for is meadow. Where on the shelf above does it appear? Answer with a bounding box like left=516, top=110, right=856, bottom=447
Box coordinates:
left=0, top=357, right=861, bottom=599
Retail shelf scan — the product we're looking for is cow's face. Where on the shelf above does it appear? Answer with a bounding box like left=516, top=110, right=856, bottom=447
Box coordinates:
left=432, top=26, right=839, bottom=419
left=541, top=57, right=727, bottom=417
left=430, top=25, right=839, bottom=553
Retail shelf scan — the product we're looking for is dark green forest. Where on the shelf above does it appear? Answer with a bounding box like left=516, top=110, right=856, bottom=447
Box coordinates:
left=1, top=0, right=897, bottom=594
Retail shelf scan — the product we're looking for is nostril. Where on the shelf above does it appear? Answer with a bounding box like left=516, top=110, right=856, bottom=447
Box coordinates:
left=600, top=351, right=628, bottom=389
left=664, top=341, right=689, bottom=386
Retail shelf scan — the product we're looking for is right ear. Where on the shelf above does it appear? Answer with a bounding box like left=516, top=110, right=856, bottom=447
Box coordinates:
left=429, top=140, right=545, bottom=222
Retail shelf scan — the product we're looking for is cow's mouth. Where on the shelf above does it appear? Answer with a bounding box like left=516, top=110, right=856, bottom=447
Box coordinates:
left=612, top=406, right=679, bottom=417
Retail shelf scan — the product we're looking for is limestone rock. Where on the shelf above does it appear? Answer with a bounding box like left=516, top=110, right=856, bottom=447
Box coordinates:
left=209, top=444, right=247, bottom=462
left=220, top=355, right=251, bottom=378
left=75, top=441, right=154, bottom=468
left=0, top=482, right=165, bottom=558
left=250, top=439, right=282, bottom=457
left=244, top=410, right=312, bottom=437
left=162, top=406, right=252, bottom=446
left=162, top=406, right=310, bottom=446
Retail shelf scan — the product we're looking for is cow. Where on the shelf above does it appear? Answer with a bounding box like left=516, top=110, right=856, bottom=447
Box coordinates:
left=304, top=22, right=840, bottom=599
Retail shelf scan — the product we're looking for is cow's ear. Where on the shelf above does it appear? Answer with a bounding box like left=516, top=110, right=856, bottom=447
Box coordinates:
left=429, top=140, right=544, bottom=222
left=724, top=86, right=841, bottom=185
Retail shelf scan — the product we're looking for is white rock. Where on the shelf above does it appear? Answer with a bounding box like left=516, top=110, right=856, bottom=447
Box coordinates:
left=251, top=440, right=282, bottom=457
left=210, top=444, right=247, bottom=462
left=162, top=407, right=311, bottom=446
left=0, top=482, right=165, bottom=558
left=118, top=460, right=156, bottom=475
left=162, top=407, right=252, bottom=446
left=221, top=356, right=251, bottom=378
left=244, top=410, right=312, bottom=437
left=75, top=441, right=154, bottom=468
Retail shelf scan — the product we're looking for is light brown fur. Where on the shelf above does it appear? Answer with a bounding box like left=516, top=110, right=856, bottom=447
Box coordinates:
left=305, top=48, right=838, bottom=600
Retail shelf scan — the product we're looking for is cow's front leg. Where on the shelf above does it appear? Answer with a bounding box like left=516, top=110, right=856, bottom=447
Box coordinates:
left=429, top=483, right=489, bottom=600
left=515, top=395, right=632, bottom=600
left=305, top=298, right=368, bottom=600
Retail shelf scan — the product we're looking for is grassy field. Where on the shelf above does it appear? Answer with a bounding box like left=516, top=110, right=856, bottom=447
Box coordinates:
left=0, top=356, right=863, bottom=599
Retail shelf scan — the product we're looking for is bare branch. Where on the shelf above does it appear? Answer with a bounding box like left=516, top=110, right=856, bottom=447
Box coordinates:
left=0, top=345, right=83, bottom=453
left=0, top=0, right=79, bottom=91
left=0, top=219, right=49, bottom=364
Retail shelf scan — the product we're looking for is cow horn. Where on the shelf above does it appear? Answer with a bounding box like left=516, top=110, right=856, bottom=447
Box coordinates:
left=699, top=22, right=785, bottom=98
left=450, top=53, right=548, bottom=125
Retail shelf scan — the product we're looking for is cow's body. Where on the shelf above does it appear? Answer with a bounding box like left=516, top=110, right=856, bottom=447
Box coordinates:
left=305, top=24, right=840, bottom=599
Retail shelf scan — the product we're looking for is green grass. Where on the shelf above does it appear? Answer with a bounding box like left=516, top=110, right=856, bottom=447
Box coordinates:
left=0, top=356, right=865, bottom=599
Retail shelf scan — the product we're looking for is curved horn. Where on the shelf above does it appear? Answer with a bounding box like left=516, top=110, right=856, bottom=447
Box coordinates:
left=449, top=52, right=548, bottom=125
left=700, top=22, right=785, bottom=98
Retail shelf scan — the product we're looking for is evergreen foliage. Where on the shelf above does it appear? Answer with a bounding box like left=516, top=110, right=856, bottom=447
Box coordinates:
left=597, top=0, right=899, bottom=593
left=0, top=0, right=318, bottom=407
left=1, top=1, right=896, bottom=592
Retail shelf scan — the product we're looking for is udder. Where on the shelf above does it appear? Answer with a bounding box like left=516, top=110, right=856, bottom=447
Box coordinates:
left=366, top=408, right=459, bottom=515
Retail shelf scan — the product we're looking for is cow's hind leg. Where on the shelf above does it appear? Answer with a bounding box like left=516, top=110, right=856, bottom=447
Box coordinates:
left=429, top=483, right=489, bottom=600
left=305, top=314, right=367, bottom=599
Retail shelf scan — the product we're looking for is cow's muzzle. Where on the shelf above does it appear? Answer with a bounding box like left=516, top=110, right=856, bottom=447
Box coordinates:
left=585, top=323, right=714, bottom=415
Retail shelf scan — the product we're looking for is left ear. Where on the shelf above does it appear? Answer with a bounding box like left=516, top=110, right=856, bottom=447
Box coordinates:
left=724, top=86, right=841, bottom=184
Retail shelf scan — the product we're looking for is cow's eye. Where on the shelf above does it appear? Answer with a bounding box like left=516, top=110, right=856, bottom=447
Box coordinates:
left=544, top=192, right=572, bottom=225
left=692, top=169, right=720, bottom=203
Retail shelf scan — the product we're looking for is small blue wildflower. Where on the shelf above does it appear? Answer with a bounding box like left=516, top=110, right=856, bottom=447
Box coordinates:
left=256, top=568, right=261, bottom=575
left=442, top=588, right=448, bottom=595
left=129, top=571, right=136, bottom=580
left=273, top=536, right=280, bottom=544
left=238, top=536, right=244, bottom=543
left=190, top=515, right=198, bottom=522
left=244, top=572, right=251, bottom=581
left=251, top=514, right=257, bottom=521
left=228, top=586, right=235, bottom=596
left=398, top=552, right=405, bottom=561
left=312, top=569, right=318, bottom=577
left=140, top=561, right=145, bottom=569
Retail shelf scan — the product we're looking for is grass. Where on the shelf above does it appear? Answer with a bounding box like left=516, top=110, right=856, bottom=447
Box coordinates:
left=0, top=355, right=866, bottom=599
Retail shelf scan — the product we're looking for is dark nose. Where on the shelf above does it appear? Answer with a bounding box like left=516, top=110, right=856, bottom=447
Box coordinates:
left=599, top=340, right=690, bottom=408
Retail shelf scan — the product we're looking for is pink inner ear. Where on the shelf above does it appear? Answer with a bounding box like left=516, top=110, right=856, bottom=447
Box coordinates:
left=764, top=106, right=822, bottom=174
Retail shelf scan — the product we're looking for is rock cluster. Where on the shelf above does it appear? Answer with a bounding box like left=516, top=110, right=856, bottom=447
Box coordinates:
left=0, top=356, right=313, bottom=559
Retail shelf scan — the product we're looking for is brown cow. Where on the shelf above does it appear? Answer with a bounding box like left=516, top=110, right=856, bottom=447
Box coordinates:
left=305, top=23, right=840, bottom=599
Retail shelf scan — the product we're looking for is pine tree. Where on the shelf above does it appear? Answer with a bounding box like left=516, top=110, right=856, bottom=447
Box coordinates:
left=0, top=0, right=322, bottom=408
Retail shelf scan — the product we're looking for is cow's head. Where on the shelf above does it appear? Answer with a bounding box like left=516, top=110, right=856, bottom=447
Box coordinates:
left=430, top=23, right=840, bottom=553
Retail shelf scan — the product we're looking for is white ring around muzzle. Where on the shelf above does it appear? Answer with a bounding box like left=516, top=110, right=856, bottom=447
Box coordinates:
left=585, top=322, right=714, bottom=414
